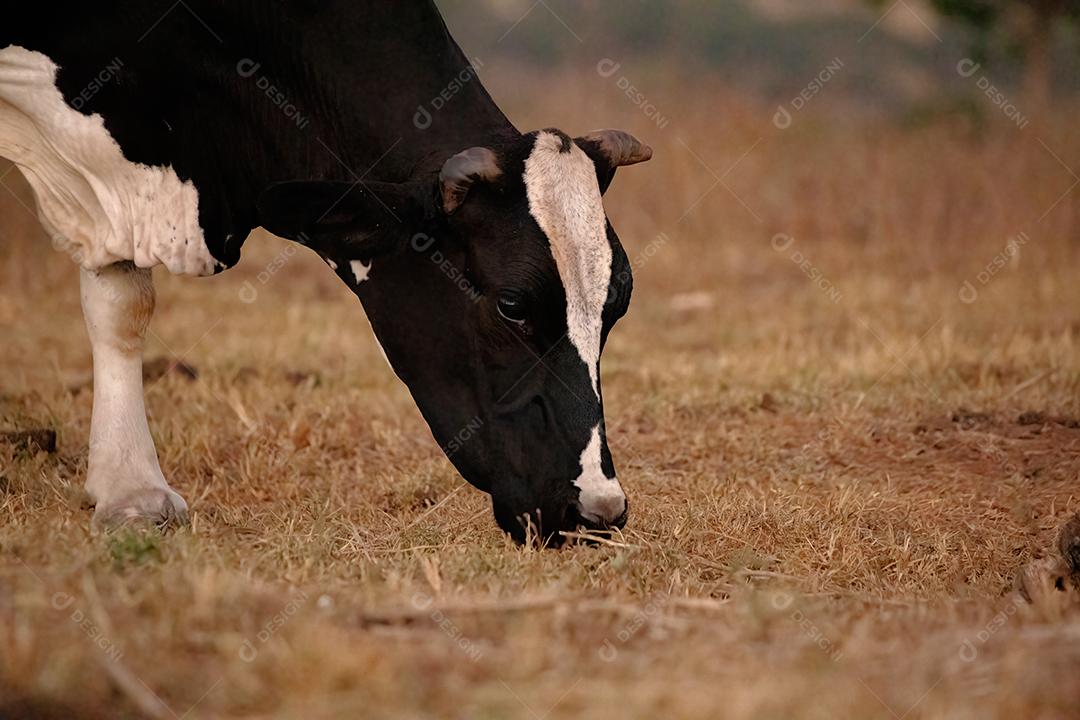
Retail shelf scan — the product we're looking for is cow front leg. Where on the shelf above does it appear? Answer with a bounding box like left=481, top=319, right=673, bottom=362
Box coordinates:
left=80, top=262, right=189, bottom=528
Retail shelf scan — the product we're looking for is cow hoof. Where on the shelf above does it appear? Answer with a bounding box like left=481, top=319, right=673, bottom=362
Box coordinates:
left=92, top=488, right=190, bottom=530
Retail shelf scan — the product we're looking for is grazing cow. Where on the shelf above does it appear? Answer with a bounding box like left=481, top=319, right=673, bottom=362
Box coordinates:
left=0, top=1, right=651, bottom=544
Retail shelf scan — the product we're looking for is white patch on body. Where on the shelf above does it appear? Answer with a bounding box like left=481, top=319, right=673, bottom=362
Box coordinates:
left=0, top=46, right=219, bottom=275
left=523, top=131, right=611, bottom=397
left=350, top=259, right=371, bottom=284
left=572, top=424, right=626, bottom=524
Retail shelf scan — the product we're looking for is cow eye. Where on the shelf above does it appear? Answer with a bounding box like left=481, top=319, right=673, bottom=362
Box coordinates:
left=497, top=294, right=527, bottom=325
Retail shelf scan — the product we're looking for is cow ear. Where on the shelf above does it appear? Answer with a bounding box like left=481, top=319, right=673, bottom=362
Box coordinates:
left=258, top=180, right=417, bottom=254
left=440, top=147, right=502, bottom=214
left=574, top=130, right=652, bottom=194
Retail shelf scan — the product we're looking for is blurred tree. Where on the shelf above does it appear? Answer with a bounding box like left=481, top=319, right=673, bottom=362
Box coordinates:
left=919, top=0, right=1079, bottom=104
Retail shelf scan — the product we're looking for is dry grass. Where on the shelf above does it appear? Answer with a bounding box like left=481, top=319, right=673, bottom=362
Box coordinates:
left=2, top=71, right=1080, bottom=718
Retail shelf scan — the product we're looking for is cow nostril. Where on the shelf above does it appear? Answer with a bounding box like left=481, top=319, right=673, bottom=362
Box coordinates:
left=611, top=500, right=629, bottom=529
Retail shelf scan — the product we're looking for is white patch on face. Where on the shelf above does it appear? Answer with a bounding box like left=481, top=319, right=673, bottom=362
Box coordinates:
left=524, top=132, right=626, bottom=518
left=572, top=424, right=626, bottom=525
left=0, top=46, right=220, bottom=276
left=523, top=131, right=611, bottom=397
left=350, top=259, right=371, bottom=284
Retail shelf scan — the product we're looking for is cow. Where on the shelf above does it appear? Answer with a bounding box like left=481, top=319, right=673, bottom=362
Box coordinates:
left=0, top=1, right=651, bottom=545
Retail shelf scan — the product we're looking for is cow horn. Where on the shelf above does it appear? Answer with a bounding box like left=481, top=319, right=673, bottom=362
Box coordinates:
left=578, top=129, right=653, bottom=168
left=439, top=147, right=502, bottom=213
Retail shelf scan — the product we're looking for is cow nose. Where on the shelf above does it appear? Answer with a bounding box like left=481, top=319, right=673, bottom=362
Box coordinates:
left=575, top=479, right=628, bottom=528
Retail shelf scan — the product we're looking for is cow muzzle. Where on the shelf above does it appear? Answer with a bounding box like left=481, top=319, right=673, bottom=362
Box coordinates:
left=574, top=478, right=628, bottom=529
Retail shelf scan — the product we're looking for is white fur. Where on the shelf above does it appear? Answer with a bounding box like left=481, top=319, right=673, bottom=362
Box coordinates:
left=523, top=131, right=611, bottom=397
left=80, top=264, right=188, bottom=524
left=572, top=425, right=626, bottom=524
left=524, top=132, right=625, bottom=523
left=350, top=259, right=371, bottom=284
left=0, top=46, right=219, bottom=275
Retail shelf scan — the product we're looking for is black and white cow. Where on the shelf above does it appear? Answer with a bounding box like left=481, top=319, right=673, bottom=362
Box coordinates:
left=0, top=1, right=651, bottom=544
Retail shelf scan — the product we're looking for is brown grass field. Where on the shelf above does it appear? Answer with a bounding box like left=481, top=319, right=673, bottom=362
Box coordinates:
left=1, top=68, right=1080, bottom=718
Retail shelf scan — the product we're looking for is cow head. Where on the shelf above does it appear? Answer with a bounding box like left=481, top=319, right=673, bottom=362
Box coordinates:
left=259, top=128, right=651, bottom=544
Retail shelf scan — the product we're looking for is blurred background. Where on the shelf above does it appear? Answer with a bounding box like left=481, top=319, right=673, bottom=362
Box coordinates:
left=443, top=0, right=1080, bottom=112
left=3, top=2, right=1080, bottom=718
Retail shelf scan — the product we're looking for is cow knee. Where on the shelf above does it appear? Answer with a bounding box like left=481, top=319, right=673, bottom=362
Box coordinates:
left=80, top=261, right=155, bottom=355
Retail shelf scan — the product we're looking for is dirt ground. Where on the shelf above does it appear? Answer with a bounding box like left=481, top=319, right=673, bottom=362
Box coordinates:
left=2, top=70, right=1079, bottom=718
